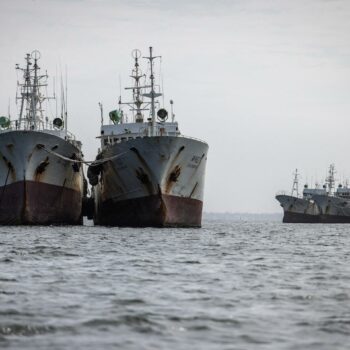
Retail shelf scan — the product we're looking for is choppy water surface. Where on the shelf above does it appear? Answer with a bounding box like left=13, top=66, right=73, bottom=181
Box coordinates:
left=1, top=220, right=350, bottom=349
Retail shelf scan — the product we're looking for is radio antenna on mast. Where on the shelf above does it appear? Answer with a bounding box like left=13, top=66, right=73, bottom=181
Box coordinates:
left=119, top=74, right=122, bottom=101
left=53, top=76, right=57, bottom=118
left=291, top=169, right=300, bottom=197
left=98, top=102, right=103, bottom=125
left=65, top=65, right=68, bottom=132
left=143, top=46, right=162, bottom=136
left=160, top=57, right=165, bottom=106
left=8, top=98, right=11, bottom=120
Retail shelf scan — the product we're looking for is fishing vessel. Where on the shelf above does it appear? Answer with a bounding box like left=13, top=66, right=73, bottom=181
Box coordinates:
left=312, top=164, right=350, bottom=223
left=88, top=47, right=208, bottom=227
left=275, top=169, right=325, bottom=223
left=0, top=51, right=85, bottom=225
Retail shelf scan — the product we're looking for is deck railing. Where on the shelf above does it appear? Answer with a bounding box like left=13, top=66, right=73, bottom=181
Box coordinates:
left=0, top=119, right=76, bottom=140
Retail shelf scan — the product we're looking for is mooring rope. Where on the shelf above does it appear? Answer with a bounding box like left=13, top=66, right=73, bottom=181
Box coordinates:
left=40, top=147, right=127, bottom=166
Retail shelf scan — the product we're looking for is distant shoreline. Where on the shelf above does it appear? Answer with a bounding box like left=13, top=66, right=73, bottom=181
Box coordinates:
left=203, top=212, right=282, bottom=222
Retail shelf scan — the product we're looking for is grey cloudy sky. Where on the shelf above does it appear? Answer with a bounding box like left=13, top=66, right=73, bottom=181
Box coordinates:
left=1, top=0, right=350, bottom=213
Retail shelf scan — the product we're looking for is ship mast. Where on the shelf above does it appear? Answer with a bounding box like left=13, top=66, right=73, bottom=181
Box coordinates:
left=326, top=164, right=336, bottom=195
left=291, top=168, right=299, bottom=197
left=116, top=47, right=163, bottom=133
left=118, top=49, right=151, bottom=124
left=16, top=50, right=54, bottom=131
left=123, top=49, right=150, bottom=122
left=31, top=51, right=39, bottom=129
left=143, top=47, right=162, bottom=136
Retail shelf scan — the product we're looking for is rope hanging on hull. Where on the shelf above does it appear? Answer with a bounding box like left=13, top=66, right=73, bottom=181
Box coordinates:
left=38, top=145, right=127, bottom=166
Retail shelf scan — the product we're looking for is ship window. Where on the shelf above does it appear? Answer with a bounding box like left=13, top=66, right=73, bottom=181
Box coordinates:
left=121, top=137, right=126, bottom=141
left=114, top=138, right=118, bottom=142
left=104, top=139, right=108, bottom=145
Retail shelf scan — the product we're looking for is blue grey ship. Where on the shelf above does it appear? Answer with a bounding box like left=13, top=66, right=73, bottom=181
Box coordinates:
left=88, top=47, right=208, bottom=227
left=0, top=51, right=85, bottom=224
left=312, top=164, right=350, bottom=223
left=275, top=169, right=325, bottom=223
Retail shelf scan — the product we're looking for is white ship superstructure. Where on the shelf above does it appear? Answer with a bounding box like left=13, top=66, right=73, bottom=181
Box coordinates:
left=88, top=47, right=208, bottom=227
left=0, top=51, right=84, bottom=224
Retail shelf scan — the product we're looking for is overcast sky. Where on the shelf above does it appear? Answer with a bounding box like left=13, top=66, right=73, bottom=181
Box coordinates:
left=1, top=0, right=350, bottom=213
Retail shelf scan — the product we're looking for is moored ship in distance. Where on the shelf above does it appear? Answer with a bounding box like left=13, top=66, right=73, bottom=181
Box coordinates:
left=312, top=164, right=350, bottom=223
left=275, top=169, right=325, bottom=223
left=0, top=51, right=85, bottom=225
left=88, top=47, right=208, bottom=227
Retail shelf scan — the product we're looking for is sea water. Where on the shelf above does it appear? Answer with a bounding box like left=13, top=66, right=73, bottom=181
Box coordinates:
left=1, top=219, right=349, bottom=349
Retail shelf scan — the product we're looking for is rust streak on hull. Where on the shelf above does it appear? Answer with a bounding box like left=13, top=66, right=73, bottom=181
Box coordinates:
left=0, top=180, right=82, bottom=225
left=94, top=194, right=203, bottom=227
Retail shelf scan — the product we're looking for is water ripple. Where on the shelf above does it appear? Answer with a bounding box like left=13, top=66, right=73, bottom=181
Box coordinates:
left=0, top=222, right=349, bottom=349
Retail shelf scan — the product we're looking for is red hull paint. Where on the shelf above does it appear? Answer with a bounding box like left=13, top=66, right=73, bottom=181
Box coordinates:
left=95, top=194, right=203, bottom=227
left=0, top=180, right=82, bottom=225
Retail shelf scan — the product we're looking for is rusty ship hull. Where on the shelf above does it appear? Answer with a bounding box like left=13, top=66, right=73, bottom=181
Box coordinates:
left=275, top=194, right=321, bottom=223
left=90, top=136, right=208, bottom=227
left=0, top=131, right=84, bottom=225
